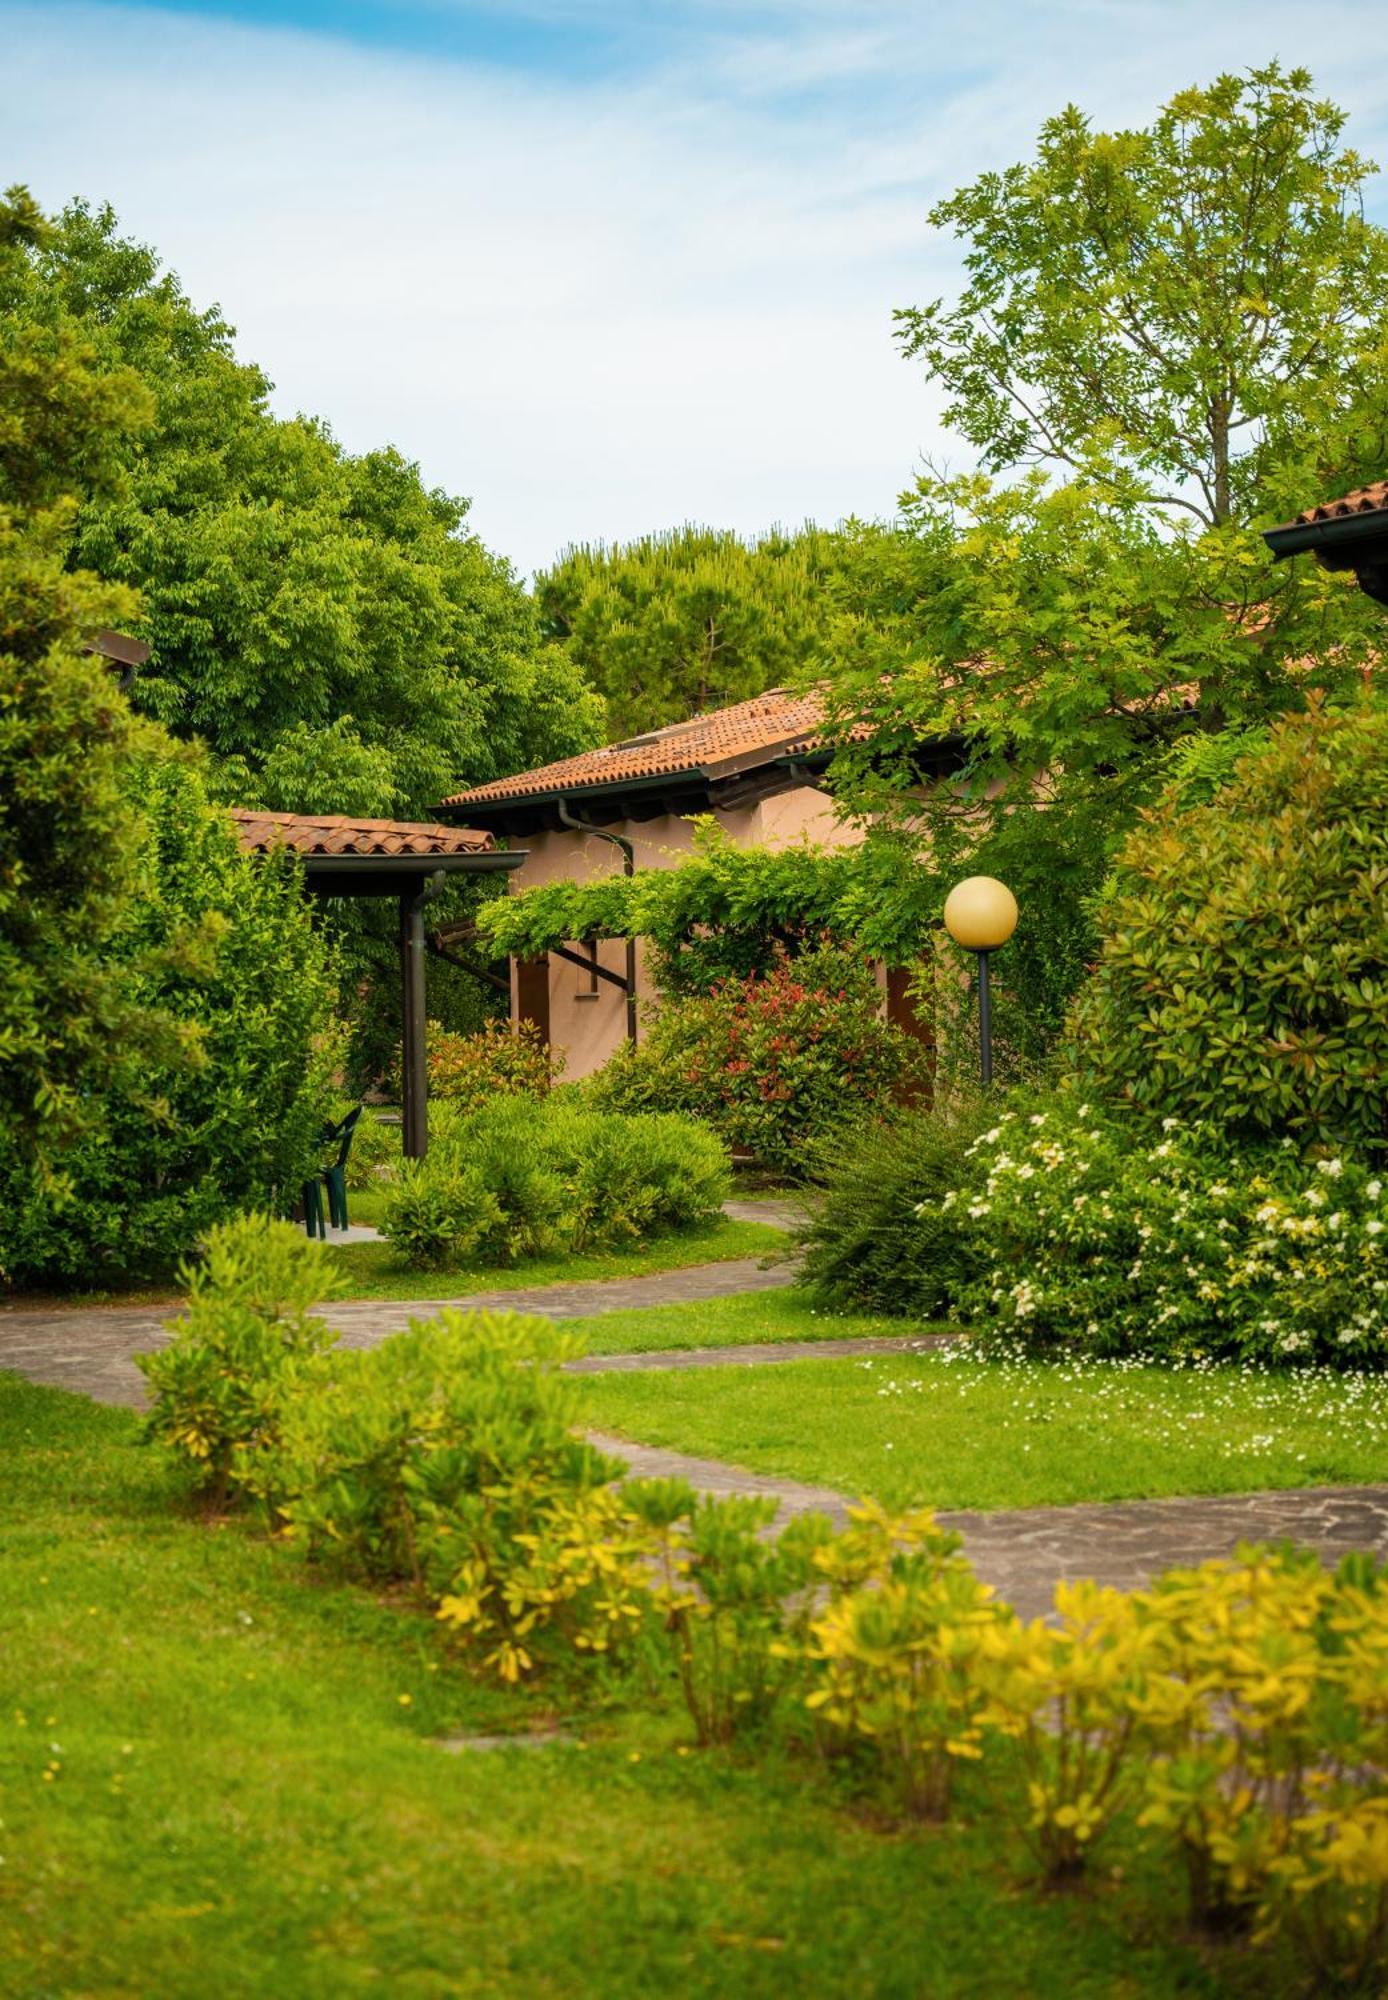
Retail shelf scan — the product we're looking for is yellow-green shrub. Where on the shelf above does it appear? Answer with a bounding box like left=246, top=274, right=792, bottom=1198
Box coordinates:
left=978, top=1579, right=1158, bottom=1880
left=136, top=1215, right=339, bottom=1505
left=624, top=1479, right=833, bottom=1745
left=250, top=1307, right=649, bottom=1682
left=804, top=1504, right=1005, bottom=1820
left=1134, top=1546, right=1388, bottom=1986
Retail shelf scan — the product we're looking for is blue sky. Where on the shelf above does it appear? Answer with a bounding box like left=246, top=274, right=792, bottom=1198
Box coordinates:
left=5, top=1, right=1388, bottom=574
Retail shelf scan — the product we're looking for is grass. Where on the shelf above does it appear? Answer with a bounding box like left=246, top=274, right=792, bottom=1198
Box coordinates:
left=571, top=1286, right=938, bottom=1356
left=0, top=1373, right=1267, bottom=1997
left=576, top=1307, right=1388, bottom=1510
left=326, top=1215, right=788, bottom=1302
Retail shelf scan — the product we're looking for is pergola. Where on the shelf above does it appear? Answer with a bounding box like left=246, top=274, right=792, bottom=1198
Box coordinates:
left=231, top=810, right=526, bottom=1158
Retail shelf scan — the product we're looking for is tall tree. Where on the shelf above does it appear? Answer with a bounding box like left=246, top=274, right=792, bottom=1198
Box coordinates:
left=896, top=62, right=1388, bottom=528
left=820, top=67, right=1388, bottom=1074
left=0, top=184, right=158, bottom=1171
left=3, top=198, right=603, bottom=817
left=537, top=523, right=842, bottom=736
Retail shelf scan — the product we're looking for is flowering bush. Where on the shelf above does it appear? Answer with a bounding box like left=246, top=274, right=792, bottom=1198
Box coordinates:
left=940, top=1102, right=1388, bottom=1368
left=426, top=1016, right=557, bottom=1109
left=589, top=945, right=929, bottom=1175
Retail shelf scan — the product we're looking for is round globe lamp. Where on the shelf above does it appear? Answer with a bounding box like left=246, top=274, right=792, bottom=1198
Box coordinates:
left=942, top=876, right=1018, bottom=1086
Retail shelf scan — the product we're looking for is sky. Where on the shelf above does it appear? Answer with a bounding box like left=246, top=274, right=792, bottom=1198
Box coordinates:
left=4, top=1, right=1388, bottom=577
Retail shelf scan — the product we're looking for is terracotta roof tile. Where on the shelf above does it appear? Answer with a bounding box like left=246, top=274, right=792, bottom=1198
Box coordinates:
left=440, top=688, right=847, bottom=808
left=1288, top=480, right=1388, bottom=528
left=230, top=809, right=494, bottom=858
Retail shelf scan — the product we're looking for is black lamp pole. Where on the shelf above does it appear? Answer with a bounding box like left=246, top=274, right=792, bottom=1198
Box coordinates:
left=976, top=950, right=993, bottom=1088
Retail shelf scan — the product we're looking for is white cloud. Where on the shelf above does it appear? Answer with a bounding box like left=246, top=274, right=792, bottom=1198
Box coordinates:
left=3, top=0, right=1387, bottom=573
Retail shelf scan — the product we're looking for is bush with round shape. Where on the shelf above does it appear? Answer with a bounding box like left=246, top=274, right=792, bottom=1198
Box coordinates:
left=1074, top=699, right=1388, bottom=1156
left=381, top=1098, right=731, bottom=1271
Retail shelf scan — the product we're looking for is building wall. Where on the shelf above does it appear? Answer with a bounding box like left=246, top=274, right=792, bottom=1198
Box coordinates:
left=508, top=786, right=866, bottom=1079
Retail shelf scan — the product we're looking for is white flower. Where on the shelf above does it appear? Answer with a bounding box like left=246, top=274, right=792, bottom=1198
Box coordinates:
left=1316, top=1157, right=1344, bottom=1178
left=1161, top=1116, right=1180, bottom=1133
left=1368, top=1180, right=1382, bottom=1201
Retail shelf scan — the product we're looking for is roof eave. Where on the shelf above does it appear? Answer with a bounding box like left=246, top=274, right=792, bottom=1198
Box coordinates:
left=1263, top=511, right=1388, bottom=560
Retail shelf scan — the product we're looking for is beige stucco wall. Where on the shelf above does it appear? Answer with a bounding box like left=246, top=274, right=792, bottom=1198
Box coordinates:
left=507, top=786, right=865, bottom=1080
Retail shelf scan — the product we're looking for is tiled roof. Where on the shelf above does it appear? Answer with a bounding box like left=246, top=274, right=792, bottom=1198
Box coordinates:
left=441, top=688, right=845, bottom=807
left=1287, top=480, right=1388, bottom=528
left=230, top=810, right=495, bottom=858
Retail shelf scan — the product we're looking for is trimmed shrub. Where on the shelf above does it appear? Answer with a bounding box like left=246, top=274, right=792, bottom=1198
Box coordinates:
left=378, top=1160, right=509, bottom=1270
left=381, top=1099, right=731, bottom=1270
left=798, top=1099, right=994, bottom=1317
left=1075, top=700, right=1388, bottom=1157
left=425, top=1015, right=558, bottom=1110
left=589, top=944, right=929, bottom=1176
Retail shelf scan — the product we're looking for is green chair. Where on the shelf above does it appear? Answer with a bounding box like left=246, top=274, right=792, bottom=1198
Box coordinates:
left=301, top=1173, right=327, bottom=1239
left=300, top=1106, right=363, bottom=1238
left=320, top=1105, right=364, bottom=1232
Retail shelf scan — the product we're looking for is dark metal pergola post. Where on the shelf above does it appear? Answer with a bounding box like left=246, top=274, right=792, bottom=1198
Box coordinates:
left=400, top=888, right=429, bottom=1160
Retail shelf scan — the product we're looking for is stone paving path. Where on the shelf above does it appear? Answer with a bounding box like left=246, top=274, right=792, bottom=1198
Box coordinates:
left=4, top=1196, right=1385, bottom=1616
left=0, top=1256, right=801, bottom=1409
left=585, top=1429, right=1388, bottom=1622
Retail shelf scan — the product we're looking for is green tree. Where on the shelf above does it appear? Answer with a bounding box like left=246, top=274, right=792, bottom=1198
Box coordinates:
left=896, top=62, right=1388, bottom=527
left=0, top=746, right=339, bottom=1283
left=818, top=66, right=1388, bottom=1069
left=537, top=524, right=841, bottom=736
left=0, top=185, right=161, bottom=1170
left=4, top=197, right=603, bottom=817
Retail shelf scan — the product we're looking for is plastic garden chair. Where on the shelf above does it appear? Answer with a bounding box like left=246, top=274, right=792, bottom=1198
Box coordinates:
left=319, top=1105, right=364, bottom=1231
left=300, top=1106, right=362, bottom=1238
left=301, top=1173, right=326, bottom=1239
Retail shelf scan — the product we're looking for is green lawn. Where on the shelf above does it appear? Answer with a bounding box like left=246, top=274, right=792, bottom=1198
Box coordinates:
left=572, top=1286, right=942, bottom=1356
left=577, top=1313, right=1388, bottom=1510
left=326, top=1216, right=788, bottom=1302
left=0, top=1375, right=1266, bottom=1997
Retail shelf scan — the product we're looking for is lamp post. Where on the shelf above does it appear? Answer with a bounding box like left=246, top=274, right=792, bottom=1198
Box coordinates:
left=942, top=876, right=1018, bottom=1087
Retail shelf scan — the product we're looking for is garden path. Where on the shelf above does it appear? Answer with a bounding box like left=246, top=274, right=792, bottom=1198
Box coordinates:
left=0, top=1254, right=803, bottom=1408
left=4, top=1205, right=1385, bottom=1618
left=583, top=1431, right=1388, bottom=1622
